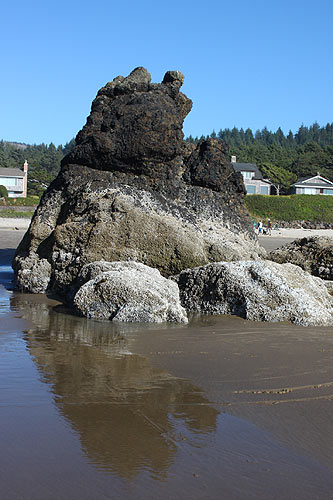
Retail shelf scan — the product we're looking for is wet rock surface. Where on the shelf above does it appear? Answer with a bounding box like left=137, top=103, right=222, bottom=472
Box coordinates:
left=173, top=260, right=333, bottom=326
left=13, top=67, right=263, bottom=297
left=269, top=236, right=333, bottom=280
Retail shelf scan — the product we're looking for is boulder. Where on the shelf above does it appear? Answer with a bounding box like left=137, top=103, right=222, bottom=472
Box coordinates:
left=14, top=252, right=52, bottom=293
left=269, top=236, right=333, bottom=280
left=73, top=261, right=188, bottom=323
left=173, top=260, right=333, bottom=326
left=13, top=67, right=264, bottom=297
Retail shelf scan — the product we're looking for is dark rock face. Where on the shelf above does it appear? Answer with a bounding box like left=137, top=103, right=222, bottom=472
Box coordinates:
left=13, top=67, right=264, bottom=297
left=183, top=139, right=241, bottom=193
left=63, top=68, right=191, bottom=177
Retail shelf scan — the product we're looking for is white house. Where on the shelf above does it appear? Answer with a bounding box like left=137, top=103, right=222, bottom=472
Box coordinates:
left=0, top=160, right=28, bottom=197
left=231, top=156, right=272, bottom=195
left=292, top=174, right=333, bottom=195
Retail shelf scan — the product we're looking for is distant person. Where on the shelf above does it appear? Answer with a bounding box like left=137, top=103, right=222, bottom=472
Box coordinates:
left=258, top=221, right=263, bottom=234
left=267, top=219, right=272, bottom=235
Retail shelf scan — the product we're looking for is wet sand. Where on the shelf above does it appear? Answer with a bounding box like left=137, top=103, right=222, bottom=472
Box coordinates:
left=1, top=229, right=333, bottom=499
left=0, top=217, right=31, bottom=230
left=258, top=235, right=296, bottom=252
left=259, top=228, right=333, bottom=251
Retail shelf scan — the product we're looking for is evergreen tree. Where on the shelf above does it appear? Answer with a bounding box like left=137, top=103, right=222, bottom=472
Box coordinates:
left=295, top=124, right=308, bottom=145
left=259, top=163, right=297, bottom=195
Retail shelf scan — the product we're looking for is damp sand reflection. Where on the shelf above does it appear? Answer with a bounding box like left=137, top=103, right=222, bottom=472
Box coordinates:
left=10, top=293, right=219, bottom=479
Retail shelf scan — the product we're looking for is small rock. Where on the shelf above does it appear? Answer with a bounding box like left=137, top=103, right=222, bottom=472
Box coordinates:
left=73, top=261, right=188, bottom=323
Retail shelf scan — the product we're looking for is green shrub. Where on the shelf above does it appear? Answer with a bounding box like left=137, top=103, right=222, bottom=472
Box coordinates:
left=0, top=185, right=8, bottom=198
left=244, top=194, right=333, bottom=223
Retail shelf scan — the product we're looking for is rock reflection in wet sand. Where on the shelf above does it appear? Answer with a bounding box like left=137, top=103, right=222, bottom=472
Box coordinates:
left=11, top=293, right=218, bottom=479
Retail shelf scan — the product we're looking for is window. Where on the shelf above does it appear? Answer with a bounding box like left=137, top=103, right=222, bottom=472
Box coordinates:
left=260, top=185, right=269, bottom=195
left=324, top=189, right=333, bottom=195
left=242, top=171, right=253, bottom=179
left=246, top=185, right=256, bottom=194
left=0, top=177, right=18, bottom=186
left=303, top=188, right=316, bottom=194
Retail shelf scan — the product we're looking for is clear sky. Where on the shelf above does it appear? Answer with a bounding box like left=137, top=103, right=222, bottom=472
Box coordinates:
left=1, top=0, right=332, bottom=146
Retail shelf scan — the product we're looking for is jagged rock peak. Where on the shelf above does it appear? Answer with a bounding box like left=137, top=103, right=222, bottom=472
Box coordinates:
left=98, top=67, right=152, bottom=96
left=63, top=67, right=192, bottom=173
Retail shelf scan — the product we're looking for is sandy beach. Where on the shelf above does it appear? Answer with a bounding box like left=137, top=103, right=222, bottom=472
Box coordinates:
left=0, top=217, right=31, bottom=231
left=258, top=227, right=333, bottom=251
left=263, top=227, right=333, bottom=239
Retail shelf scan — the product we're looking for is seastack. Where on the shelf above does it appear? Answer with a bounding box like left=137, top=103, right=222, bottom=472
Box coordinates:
left=13, top=67, right=265, bottom=297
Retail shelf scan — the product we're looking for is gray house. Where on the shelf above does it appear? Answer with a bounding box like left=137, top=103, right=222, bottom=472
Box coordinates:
left=0, top=160, right=28, bottom=198
left=292, top=174, right=333, bottom=195
left=231, top=156, right=271, bottom=195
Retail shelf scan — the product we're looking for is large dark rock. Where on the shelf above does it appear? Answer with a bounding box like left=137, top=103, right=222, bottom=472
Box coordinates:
left=13, top=67, right=265, bottom=297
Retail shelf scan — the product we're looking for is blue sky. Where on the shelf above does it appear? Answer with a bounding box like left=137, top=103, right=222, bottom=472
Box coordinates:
left=1, top=0, right=332, bottom=146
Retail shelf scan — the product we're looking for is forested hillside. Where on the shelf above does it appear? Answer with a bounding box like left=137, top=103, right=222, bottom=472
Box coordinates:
left=186, top=122, right=333, bottom=191
left=1, top=122, right=333, bottom=196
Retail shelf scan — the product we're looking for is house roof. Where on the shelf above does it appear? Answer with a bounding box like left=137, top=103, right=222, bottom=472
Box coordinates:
left=232, top=162, right=258, bottom=173
left=0, top=167, right=25, bottom=177
left=231, top=162, right=271, bottom=182
left=292, top=174, right=333, bottom=188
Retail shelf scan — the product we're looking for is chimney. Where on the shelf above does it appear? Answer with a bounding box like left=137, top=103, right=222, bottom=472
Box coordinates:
left=231, top=155, right=237, bottom=163
left=23, top=160, right=28, bottom=197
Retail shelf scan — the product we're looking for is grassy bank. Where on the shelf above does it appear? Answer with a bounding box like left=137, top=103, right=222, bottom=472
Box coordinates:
left=244, top=194, right=333, bottom=223
left=0, top=209, right=34, bottom=218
